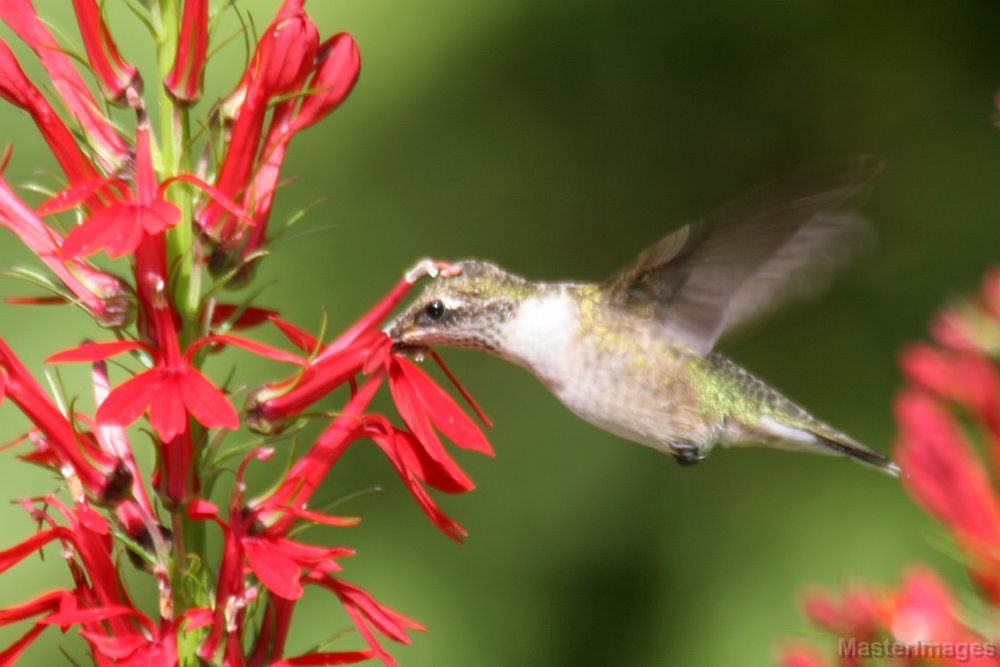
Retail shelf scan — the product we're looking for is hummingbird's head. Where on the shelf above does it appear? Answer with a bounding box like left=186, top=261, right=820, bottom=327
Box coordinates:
left=387, top=260, right=534, bottom=354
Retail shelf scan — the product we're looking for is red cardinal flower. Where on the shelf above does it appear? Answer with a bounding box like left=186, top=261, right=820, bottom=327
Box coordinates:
left=0, top=0, right=493, bottom=662
left=0, top=40, right=101, bottom=185
left=70, top=0, right=141, bottom=104
left=895, top=389, right=1000, bottom=552
left=241, top=33, right=360, bottom=259
left=49, top=289, right=303, bottom=441
left=779, top=645, right=828, bottom=667
left=199, top=9, right=319, bottom=239
left=0, top=0, right=128, bottom=168
left=52, top=121, right=180, bottom=258
left=782, top=265, right=1000, bottom=665
left=0, top=337, right=120, bottom=496
left=189, top=448, right=419, bottom=665
left=164, top=0, right=208, bottom=104
left=0, top=173, right=133, bottom=326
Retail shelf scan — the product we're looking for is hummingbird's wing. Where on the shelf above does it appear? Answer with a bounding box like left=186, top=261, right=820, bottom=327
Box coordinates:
left=603, top=158, right=881, bottom=355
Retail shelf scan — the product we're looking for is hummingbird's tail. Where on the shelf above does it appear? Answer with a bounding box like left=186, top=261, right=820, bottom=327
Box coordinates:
left=807, top=430, right=900, bottom=477
left=750, top=414, right=900, bottom=476
left=708, top=354, right=900, bottom=475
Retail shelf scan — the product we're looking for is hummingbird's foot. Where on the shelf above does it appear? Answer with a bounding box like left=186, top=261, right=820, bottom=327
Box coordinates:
left=670, top=442, right=707, bottom=466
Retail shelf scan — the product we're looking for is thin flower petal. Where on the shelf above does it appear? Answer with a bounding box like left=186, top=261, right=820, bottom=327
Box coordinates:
left=0, top=528, right=64, bottom=574
left=389, top=360, right=475, bottom=491
left=37, top=177, right=123, bottom=215
left=211, top=304, right=278, bottom=330
left=333, top=579, right=426, bottom=640
left=366, top=424, right=468, bottom=541
left=273, top=651, right=375, bottom=666
left=39, top=604, right=137, bottom=627
left=188, top=334, right=304, bottom=366
left=47, top=340, right=144, bottom=363
left=0, top=591, right=63, bottom=626
left=268, top=314, right=319, bottom=353
left=277, top=505, right=360, bottom=527
left=394, top=357, right=492, bottom=455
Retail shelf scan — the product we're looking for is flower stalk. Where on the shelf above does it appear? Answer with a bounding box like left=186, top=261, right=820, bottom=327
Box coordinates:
left=0, top=1, right=492, bottom=664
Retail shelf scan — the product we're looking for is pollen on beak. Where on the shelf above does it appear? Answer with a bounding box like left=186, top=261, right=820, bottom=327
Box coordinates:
left=384, top=319, right=404, bottom=345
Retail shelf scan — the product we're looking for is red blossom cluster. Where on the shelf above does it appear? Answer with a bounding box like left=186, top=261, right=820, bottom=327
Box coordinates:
left=0, top=1, right=492, bottom=664
left=780, top=269, right=1000, bottom=667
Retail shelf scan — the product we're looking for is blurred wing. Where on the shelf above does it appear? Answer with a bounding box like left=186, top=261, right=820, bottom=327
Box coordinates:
left=603, top=158, right=881, bottom=354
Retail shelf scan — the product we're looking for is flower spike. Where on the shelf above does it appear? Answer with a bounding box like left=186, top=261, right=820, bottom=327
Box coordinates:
left=0, top=0, right=493, bottom=663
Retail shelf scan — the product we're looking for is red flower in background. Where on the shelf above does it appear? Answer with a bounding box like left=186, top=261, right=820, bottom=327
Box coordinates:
left=0, top=0, right=492, bottom=664
left=164, top=0, right=208, bottom=104
left=781, top=268, right=1000, bottom=665
left=0, top=0, right=128, bottom=169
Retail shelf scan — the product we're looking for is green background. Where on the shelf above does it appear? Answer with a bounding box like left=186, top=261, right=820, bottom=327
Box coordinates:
left=0, top=0, right=999, bottom=665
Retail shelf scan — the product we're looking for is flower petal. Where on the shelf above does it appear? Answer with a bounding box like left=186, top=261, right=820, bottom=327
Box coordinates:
left=244, top=537, right=303, bottom=600
left=395, top=356, right=492, bottom=455
left=37, top=177, right=123, bottom=215
left=268, top=314, right=319, bottom=353
left=388, top=360, right=475, bottom=491
left=188, top=334, right=304, bottom=366
left=178, top=367, right=239, bottom=431
left=149, top=377, right=189, bottom=442
left=779, top=644, right=828, bottom=667
left=62, top=204, right=144, bottom=258
left=141, top=199, right=182, bottom=235
left=273, top=650, right=375, bottom=666
left=97, top=370, right=161, bottom=428
left=0, top=529, right=64, bottom=574
left=47, top=340, right=143, bottom=363
left=187, top=498, right=220, bottom=520
left=392, top=428, right=471, bottom=494
left=333, top=579, right=426, bottom=640
left=895, top=390, right=1000, bottom=548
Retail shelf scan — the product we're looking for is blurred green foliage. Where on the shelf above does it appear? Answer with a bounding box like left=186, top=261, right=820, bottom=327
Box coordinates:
left=0, top=0, right=999, bottom=664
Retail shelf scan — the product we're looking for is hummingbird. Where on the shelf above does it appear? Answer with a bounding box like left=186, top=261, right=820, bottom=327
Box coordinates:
left=386, top=159, right=899, bottom=475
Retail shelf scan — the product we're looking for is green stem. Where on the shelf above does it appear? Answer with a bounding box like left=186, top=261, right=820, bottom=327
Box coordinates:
left=152, top=2, right=209, bottom=664
left=156, top=0, right=200, bottom=326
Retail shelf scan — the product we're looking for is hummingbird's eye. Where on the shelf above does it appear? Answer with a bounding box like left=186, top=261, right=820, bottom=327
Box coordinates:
left=423, top=299, right=446, bottom=322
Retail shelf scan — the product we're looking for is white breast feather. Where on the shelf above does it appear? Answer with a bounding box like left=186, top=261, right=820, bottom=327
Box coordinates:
left=500, top=290, right=579, bottom=389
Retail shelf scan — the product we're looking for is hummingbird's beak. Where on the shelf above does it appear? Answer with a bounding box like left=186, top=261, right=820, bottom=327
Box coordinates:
left=384, top=320, right=431, bottom=359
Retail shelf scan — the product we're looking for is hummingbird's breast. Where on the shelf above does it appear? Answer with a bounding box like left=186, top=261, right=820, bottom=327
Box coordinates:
left=499, top=285, right=715, bottom=452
